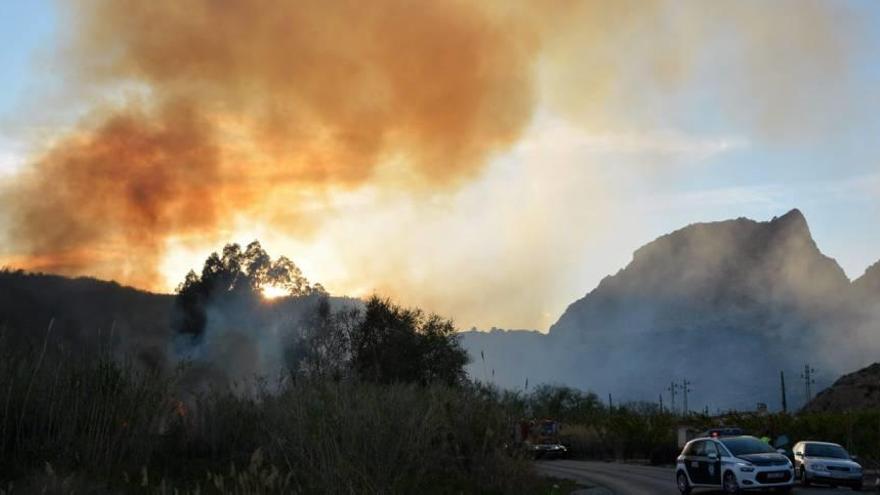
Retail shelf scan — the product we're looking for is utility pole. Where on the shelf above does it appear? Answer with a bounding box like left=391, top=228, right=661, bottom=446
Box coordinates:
left=682, top=379, right=693, bottom=415
left=800, top=364, right=816, bottom=404
left=667, top=381, right=679, bottom=414
left=659, top=394, right=664, bottom=413
left=608, top=393, right=613, bottom=412
left=780, top=370, right=788, bottom=413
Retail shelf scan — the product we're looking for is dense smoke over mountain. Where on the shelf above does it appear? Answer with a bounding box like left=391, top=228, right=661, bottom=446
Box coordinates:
left=1, top=209, right=877, bottom=409
left=462, top=210, right=880, bottom=411
left=0, top=1, right=868, bottom=331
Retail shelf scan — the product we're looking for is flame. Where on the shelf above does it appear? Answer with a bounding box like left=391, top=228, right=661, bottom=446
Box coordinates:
left=172, top=398, right=188, bottom=418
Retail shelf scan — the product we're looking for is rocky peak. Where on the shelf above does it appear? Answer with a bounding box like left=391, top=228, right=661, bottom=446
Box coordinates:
left=854, top=260, right=880, bottom=296
left=550, top=209, right=849, bottom=338
left=771, top=208, right=808, bottom=230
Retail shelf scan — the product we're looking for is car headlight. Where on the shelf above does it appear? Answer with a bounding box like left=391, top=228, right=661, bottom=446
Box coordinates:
left=737, top=462, right=755, bottom=472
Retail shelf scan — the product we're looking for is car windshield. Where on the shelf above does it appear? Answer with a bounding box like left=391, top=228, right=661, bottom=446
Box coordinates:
left=804, top=444, right=849, bottom=459
left=721, top=437, right=776, bottom=456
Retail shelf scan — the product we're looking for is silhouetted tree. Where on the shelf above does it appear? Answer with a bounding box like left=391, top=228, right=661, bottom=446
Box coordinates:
left=285, top=296, right=468, bottom=386
left=173, top=241, right=325, bottom=337
left=350, top=296, right=468, bottom=386
left=285, top=296, right=357, bottom=382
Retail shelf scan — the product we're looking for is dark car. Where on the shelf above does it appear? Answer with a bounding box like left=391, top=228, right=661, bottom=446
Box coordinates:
left=527, top=441, right=568, bottom=459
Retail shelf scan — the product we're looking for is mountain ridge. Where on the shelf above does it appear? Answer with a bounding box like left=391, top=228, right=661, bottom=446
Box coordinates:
left=549, top=209, right=850, bottom=340
left=463, top=209, right=879, bottom=410
left=2, top=208, right=878, bottom=410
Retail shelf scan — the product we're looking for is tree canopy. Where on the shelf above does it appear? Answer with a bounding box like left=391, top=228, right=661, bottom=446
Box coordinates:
left=173, top=241, right=468, bottom=386
left=173, top=241, right=324, bottom=337
left=288, top=296, right=469, bottom=387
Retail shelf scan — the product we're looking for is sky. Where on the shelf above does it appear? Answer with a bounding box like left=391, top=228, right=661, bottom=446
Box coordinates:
left=1, top=1, right=879, bottom=331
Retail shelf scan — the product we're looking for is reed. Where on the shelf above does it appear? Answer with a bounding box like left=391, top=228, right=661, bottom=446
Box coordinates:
left=0, top=330, right=538, bottom=494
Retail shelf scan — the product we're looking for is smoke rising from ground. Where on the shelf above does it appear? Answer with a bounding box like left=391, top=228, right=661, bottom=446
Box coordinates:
left=462, top=210, right=880, bottom=411
left=0, top=1, right=871, bottom=329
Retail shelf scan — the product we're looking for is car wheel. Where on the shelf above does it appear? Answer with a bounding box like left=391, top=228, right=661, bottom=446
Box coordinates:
left=723, top=471, right=740, bottom=494
left=799, top=467, right=810, bottom=487
left=676, top=471, right=691, bottom=495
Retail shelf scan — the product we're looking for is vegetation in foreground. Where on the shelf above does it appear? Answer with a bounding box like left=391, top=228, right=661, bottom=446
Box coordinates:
left=2, top=243, right=877, bottom=493
left=0, top=321, right=555, bottom=494
left=0, top=243, right=548, bottom=494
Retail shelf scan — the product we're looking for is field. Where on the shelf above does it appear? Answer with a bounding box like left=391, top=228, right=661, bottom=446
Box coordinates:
left=0, top=324, right=561, bottom=494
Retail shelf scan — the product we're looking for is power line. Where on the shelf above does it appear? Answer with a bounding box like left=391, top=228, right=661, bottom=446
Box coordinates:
left=667, top=381, right=679, bottom=413
left=800, top=364, right=816, bottom=404
left=682, top=379, right=693, bottom=415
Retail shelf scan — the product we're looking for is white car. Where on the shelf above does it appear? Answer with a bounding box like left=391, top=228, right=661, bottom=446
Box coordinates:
left=676, top=435, right=794, bottom=494
left=793, top=441, right=862, bottom=491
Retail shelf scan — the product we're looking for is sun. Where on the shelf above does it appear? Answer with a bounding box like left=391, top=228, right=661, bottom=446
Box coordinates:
left=260, top=284, right=289, bottom=300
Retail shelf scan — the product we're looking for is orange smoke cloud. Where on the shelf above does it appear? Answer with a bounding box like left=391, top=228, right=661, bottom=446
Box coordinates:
left=2, top=0, right=545, bottom=287
left=4, top=101, right=228, bottom=286
left=0, top=0, right=866, bottom=321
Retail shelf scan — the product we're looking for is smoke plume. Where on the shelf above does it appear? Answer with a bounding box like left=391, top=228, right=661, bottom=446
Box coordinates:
left=0, top=0, right=868, bottom=329
left=2, top=0, right=543, bottom=286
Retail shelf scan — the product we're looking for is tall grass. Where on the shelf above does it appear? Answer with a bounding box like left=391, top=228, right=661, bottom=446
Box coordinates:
left=171, top=380, right=529, bottom=494
left=0, top=327, right=538, bottom=494
left=0, top=323, right=171, bottom=481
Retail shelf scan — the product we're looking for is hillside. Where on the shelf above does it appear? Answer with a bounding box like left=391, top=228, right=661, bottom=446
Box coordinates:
left=550, top=209, right=849, bottom=342
left=0, top=270, right=174, bottom=367
left=0, top=269, right=356, bottom=388
left=854, top=260, right=880, bottom=299
left=804, top=363, right=880, bottom=412
left=463, top=209, right=880, bottom=411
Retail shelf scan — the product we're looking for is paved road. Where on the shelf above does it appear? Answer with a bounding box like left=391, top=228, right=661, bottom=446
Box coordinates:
left=536, top=460, right=871, bottom=495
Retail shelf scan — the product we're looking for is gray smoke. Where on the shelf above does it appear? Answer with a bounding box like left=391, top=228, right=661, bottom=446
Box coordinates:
left=461, top=209, right=880, bottom=412
left=172, top=294, right=361, bottom=394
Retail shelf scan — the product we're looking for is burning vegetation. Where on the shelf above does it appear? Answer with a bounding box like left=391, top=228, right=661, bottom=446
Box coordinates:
left=0, top=244, right=523, bottom=493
